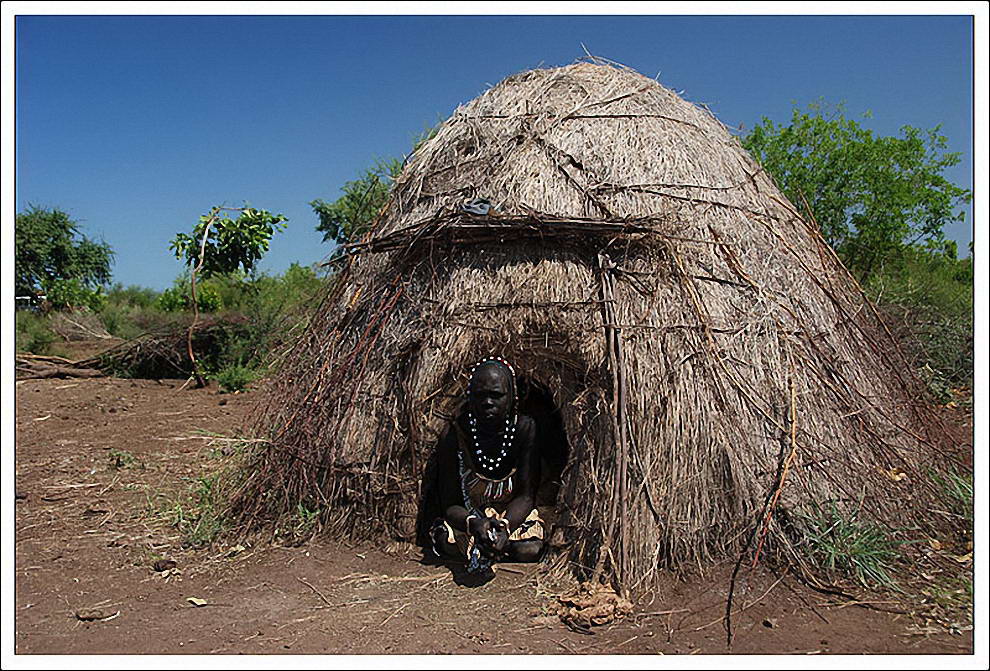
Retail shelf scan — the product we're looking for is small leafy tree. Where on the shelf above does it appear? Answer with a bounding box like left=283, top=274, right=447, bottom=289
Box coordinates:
left=44, top=278, right=106, bottom=312
left=169, top=206, right=287, bottom=387
left=742, top=102, right=971, bottom=279
left=309, top=157, right=402, bottom=248
left=309, top=126, right=440, bottom=250
left=15, top=206, right=114, bottom=303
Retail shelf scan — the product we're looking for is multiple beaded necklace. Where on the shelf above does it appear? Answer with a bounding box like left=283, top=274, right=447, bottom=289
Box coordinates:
left=465, top=356, right=518, bottom=479
left=467, top=411, right=516, bottom=474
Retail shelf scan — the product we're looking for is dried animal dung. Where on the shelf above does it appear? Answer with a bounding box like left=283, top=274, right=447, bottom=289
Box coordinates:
left=554, top=582, right=633, bottom=629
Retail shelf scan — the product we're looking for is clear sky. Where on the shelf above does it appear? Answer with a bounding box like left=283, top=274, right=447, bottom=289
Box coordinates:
left=10, top=8, right=981, bottom=290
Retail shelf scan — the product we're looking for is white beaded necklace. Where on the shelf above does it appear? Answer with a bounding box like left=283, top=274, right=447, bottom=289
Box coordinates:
left=467, top=356, right=517, bottom=476
left=468, top=410, right=517, bottom=473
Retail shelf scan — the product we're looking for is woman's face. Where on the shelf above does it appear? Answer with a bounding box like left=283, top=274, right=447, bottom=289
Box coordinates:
left=470, top=364, right=512, bottom=421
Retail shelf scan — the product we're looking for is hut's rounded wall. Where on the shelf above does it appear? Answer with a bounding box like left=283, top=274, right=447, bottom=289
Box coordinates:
left=237, top=62, right=949, bottom=594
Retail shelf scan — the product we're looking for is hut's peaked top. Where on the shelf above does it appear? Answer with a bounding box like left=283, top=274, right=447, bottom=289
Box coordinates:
left=381, top=62, right=781, bottom=239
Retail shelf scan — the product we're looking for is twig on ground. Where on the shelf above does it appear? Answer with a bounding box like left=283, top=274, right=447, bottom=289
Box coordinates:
left=694, top=574, right=786, bottom=631
left=296, top=576, right=333, bottom=607
left=380, top=602, right=410, bottom=626
left=634, top=608, right=689, bottom=619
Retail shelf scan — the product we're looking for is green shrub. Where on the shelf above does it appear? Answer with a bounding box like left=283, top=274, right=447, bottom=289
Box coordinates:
left=212, top=364, right=259, bottom=393
left=865, top=250, right=973, bottom=398
left=196, top=285, right=223, bottom=312
left=105, top=283, right=160, bottom=309
left=99, top=265, right=326, bottom=380
left=43, top=277, right=106, bottom=312
left=156, top=283, right=222, bottom=313
left=156, top=286, right=186, bottom=312
left=97, top=302, right=141, bottom=339
left=15, top=310, right=57, bottom=354
left=97, top=283, right=186, bottom=340
left=208, top=263, right=326, bottom=374
left=102, top=305, right=186, bottom=341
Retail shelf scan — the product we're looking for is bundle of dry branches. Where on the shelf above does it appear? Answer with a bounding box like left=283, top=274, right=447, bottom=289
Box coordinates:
left=228, top=61, right=961, bottom=597
left=91, top=315, right=250, bottom=380
left=48, top=310, right=113, bottom=342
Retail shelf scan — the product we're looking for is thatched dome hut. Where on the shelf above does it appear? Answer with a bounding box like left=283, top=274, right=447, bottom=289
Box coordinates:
left=232, top=62, right=953, bottom=595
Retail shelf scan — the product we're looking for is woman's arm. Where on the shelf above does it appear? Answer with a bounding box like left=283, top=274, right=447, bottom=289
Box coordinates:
left=437, top=425, right=473, bottom=533
left=501, top=417, right=540, bottom=533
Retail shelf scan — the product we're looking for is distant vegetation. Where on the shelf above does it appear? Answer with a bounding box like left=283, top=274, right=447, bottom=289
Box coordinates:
left=310, top=157, right=402, bottom=248
left=168, top=205, right=289, bottom=387
left=15, top=206, right=114, bottom=311
left=17, top=262, right=326, bottom=386
left=743, top=102, right=973, bottom=398
left=863, top=250, right=973, bottom=402
left=308, top=127, right=437, bottom=250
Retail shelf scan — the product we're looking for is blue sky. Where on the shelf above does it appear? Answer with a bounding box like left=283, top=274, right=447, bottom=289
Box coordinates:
left=11, top=11, right=979, bottom=290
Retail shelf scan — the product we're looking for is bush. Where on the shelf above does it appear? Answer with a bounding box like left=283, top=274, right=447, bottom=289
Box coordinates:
left=212, top=365, right=258, bottom=393
left=94, top=264, right=327, bottom=380
left=156, top=284, right=223, bottom=313
left=96, top=284, right=182, bottom=340
left=98, top=302, right=143, bottom=339
left=16, top=310, right=57, bottom=354
left=105, top=283, right=160, bottom=309
left=43, top=277, right=106, bottom=312
left=156, top=286, right=187, bottom=313
left=103, top=304, right=185, bottom=340
left=208, top=263, right=326, bottom=372
left=864, top=250, right=973, bottom=399
left=96, top=316, right=251, bottom=380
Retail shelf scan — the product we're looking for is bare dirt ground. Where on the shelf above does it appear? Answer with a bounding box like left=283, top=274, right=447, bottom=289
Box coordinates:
left=13, top=375, right=975, bottom=657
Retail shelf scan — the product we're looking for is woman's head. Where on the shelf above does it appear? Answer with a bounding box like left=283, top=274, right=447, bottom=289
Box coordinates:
left=468, top=357, right=516, bottom=422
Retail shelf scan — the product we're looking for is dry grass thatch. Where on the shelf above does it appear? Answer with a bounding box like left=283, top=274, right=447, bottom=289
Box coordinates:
left=228, top=61, right=961, bottom=595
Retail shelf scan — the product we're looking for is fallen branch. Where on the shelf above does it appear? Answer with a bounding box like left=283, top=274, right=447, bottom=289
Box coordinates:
left=16, top=356, right=104, bottom=380
left=296, top=576, right=333, bottom=607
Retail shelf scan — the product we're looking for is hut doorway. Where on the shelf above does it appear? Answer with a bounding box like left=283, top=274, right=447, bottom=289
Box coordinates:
left=517, top=375, right=570, bottom=505
left=414, top=370, right=572, bottom=547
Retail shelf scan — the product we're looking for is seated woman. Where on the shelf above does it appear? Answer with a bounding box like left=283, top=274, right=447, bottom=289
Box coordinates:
left=429, top=356, right=544, bottom=575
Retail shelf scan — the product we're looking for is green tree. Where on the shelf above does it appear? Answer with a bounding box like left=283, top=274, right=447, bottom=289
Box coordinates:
left=309, top=157, right=402, bottom=247
left=15, top=206, right=114, bottom=299
left=310, top=125, right=441, bottom=249
left=170, top=205, right=287, bottom=386
left=742, top=102, right=971, bottom=279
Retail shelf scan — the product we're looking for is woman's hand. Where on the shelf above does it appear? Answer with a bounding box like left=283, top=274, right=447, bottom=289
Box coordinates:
left=468, top=515, right=509, bottom=555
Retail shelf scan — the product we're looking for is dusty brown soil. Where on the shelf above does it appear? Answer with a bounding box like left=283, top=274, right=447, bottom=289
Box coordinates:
left=13, top=375, right=975, bottom=656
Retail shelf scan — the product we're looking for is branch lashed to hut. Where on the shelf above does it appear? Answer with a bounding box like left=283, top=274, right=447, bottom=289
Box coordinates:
left=228, top=62, right=960, bottom=596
